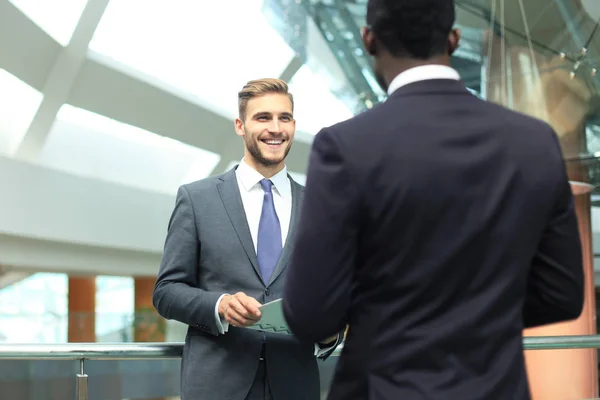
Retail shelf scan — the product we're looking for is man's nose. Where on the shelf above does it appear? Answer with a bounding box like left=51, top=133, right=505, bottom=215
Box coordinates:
left=268, top=119, right=282, bottom=133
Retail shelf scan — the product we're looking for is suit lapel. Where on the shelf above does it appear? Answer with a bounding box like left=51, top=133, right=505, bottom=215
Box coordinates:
left=268, top=177, right=303, bottom=286
left=217, top=169, right=262, bottom=282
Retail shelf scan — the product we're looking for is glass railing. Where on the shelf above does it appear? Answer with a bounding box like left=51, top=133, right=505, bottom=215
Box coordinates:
left=1, top=335, right=600, bottom=400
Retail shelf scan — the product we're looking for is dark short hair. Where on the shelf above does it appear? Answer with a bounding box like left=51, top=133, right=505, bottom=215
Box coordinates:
left=366, top=0, right=456, bottom=59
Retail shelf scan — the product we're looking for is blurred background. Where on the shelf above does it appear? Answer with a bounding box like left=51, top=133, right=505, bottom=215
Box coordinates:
left=2, top=0, right=600, bottom=399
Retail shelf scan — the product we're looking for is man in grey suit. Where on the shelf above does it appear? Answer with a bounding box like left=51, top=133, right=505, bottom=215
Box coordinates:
left=153, top=78, right=343, bottom=400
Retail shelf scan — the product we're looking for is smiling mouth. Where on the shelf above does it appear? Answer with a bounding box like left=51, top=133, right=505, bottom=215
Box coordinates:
left=261, top=139, right=285, bottom=147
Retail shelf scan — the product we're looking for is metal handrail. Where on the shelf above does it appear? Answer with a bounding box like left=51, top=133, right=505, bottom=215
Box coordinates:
left=1, top=336, right=598, bottom=400
left=1, top=335, right=600, bottom=361
left=523, top=335, right=600, bottom=350
left=0, top=342, right=184, bottom=360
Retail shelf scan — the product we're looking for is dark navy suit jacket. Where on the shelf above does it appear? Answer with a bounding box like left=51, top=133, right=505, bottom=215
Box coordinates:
left=283, top=79, right=584, bottom=400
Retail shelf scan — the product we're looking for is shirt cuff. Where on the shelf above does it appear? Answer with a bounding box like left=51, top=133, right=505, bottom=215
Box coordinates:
left=214, top=294, right=230, bottom=334
left=313, top=333, right=342, bottom=358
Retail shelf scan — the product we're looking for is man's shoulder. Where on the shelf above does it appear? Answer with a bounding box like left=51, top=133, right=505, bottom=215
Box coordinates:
left=322, top=100, right=392, bottom=138
left=327, top=93, right=555, bottom=139
left=180, top=170, right=233, bottom=195
left=477, top=100, right=560, bottom=149
left=494, top=103, right=554, bottom=131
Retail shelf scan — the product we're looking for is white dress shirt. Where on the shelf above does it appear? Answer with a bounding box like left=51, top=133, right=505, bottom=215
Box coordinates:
left=387, top=64, right=460, bottom=96
left=213, top=160, right=339, bottom=356
left=215, top=159, right=291, bottom=335
left=236, top=159, right=292, bottom=251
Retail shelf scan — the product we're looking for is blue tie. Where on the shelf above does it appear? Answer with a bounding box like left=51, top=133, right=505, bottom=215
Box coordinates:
left=257, top=179, right=282, bottom=284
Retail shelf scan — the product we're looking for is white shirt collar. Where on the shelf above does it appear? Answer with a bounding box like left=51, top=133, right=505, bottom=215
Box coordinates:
left=236, top=158, right=290, bottom=198
left=387, top=65, right=460, bottom=96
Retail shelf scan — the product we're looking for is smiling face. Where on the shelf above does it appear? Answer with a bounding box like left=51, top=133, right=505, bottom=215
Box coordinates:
left=235, top=92, right=295, bottom=176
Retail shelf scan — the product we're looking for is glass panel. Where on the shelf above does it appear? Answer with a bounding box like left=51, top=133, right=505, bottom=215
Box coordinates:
left=96, top=276, right=133, bottom=340
left=0, top=359, right=181, bottom=399
left=0, top=357, right=338, bottom=399
left=37, top=105, right=221, bottom=194
left=89, top=0, right=295, bottom=117
left=0, top=273, right=67, bottom=343
left=0, top=69, right=44, bottom=156
left=8, top=0, right=89, bottom=46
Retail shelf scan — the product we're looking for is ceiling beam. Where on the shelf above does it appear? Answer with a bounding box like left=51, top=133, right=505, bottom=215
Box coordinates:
left=279, top=55, right=304, bottom=83
left=0, top=1, right=313, bottom=175
left=0, top=0, right=60, bottom=89
left=15, top=0, right=110, bottom=161
left=68, top=54, right=312, bottom=173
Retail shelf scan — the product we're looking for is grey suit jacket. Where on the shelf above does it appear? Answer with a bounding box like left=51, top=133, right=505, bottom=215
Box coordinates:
left=153, top=167, right=324, bottom=400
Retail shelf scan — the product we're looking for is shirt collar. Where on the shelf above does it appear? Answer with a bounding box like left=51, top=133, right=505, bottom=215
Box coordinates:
left=387, top=65, right=460, bottom=96
left=236, top=158, right=291, bottom=198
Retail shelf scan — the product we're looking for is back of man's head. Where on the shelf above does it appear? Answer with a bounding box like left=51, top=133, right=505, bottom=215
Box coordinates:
left=366, top=0, right=456, bottom=60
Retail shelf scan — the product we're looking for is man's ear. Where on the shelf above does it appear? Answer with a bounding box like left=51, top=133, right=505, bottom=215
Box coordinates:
left=362, top=26, right=377, bottom=56
left=448, top=28, right=461, bottom=56
left=234, top=118, right=245, bottom=138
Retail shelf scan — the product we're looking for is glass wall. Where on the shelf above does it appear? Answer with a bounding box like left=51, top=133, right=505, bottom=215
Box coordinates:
left=0, top=274, right=136, bottom=343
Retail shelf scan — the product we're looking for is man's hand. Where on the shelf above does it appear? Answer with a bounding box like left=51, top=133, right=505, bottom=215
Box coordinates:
left=319, top=334, right=338, bottom=346
left=218, top=292, right=262, bottom=327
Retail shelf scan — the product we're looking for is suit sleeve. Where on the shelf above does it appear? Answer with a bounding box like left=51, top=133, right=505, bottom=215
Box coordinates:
left=523, top=132, right=584, bottom=328
left=283, top=128, right=359, bottom=343
left=153, top=185, right=225, bottom=336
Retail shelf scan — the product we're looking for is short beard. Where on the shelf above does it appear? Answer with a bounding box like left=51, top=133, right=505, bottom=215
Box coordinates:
left=244, top=134, right=292, bottom=167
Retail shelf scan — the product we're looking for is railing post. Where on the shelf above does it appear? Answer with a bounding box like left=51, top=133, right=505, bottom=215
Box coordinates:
left=76, top=358, right=88, bottom=400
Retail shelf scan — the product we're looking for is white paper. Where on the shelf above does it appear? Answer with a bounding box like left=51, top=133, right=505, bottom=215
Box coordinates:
left=245, top=298, right=292, bottom=335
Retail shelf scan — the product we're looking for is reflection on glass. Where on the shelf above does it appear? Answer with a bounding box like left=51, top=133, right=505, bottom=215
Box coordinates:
left=8, top=0, right=88, bottom=46
left=38, top=105, right=221, bottom=194
left=0, top=69, right=44, bottom=156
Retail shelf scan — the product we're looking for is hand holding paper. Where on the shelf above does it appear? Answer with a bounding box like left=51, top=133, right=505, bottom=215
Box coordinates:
left=219, top=292, right=262, bottom=327
left=245, top=299, right=293, bottom=335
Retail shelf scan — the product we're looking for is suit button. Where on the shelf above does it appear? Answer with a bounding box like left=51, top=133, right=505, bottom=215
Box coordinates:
left=265, top=288, right=270, bottom=295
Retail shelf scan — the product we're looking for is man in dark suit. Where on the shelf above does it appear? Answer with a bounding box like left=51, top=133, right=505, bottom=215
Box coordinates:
left=282, top=1, right=584, bottom=399
left=153, top=78, right=342, bottom=400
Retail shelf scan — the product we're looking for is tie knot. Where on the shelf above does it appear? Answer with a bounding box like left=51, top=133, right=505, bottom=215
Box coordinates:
left=260, top=179, right=273, bottom=193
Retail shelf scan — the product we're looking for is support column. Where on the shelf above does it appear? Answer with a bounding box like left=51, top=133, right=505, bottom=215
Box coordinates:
left=524, top=182, right=597, bottom=400
left=68, top=276, right=96, bottom=342
left=485, top=30, right=598, bottom=399
left=134, top=277, right=165, bottom=342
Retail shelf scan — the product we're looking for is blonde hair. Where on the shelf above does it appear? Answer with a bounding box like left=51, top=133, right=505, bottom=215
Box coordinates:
left=238, top=78, right=294, bottom=121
